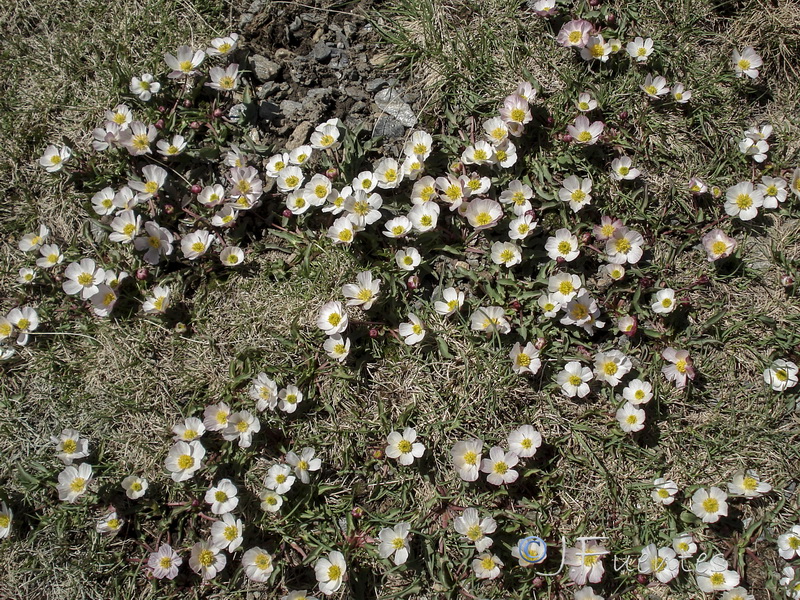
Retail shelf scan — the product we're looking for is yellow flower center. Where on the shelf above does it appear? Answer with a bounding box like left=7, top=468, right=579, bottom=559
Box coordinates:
left=113, top=113, right=127, bottom=124
left=148, top=236, right=161, bottom=249
left=353, top=200, right=370, bottom=216
left=559, top=281, right=574, bottom=295
left=153, top=297, right=164, bottom=311
left=711, top=240, right=728, bottom=256
left=102, top=292, right=115, bottom=306
left=658, top=488, right=670, bottom=498
left=463, top=451, right=477, bottom=465
left=473, top=149, right=487, bottom=161
left=481, top=557, right=496, bottom=570
left=603, top=361, right=618, bottom=375
left=775, top=369, right=789, bottom=382
left=0, top=515, right=8, bottom=529
left=218, top=42, right=232, bottom=54
left=236, top=420, right=249, bottom=432
left=662, top=298, right=672, bottom=308
left=557, top=240, right=572, bottom=255
left=159, top=556, right=172, bottom=569
left=521, top=438, right=533, bottom=449
left=328, top=313, right=341, bottom=326
left=275, top=474, right=287, bottom=484
left=466, top=524, right=482, bottom=540
left=63, top=439, right=78, bottom=454
left=285, top=394, right=297, bottom=404
left=568, top=31, right=582, bottom=44
left=710, top=572, right=725, bottom=586
left=397, top=440, right=412, bottom=453
left=214, top=491, right=228, bottom=502
left=392, top=226, right=405, bottom=235
left=198, top=549, right=215, bottom=567
left=493, top=461, right=508, bottom=474
left=144, top=181, right=159, bottom=194
left=191, top=241, right=206, bottom=253
left=255, top=553, right=271, bottom=570
left=735, top=193, right=752, bottom=209
left=571, top=304, right=588, bottom=320
left=223, top=525, right=238, bottom=541
left=167, top=145, right=179, bottom=154
left=583, top=554, right=597, bottom=566
left=70, top=477, right=86, bottom=493
left=320, top=134, right=335, bottom=147
left=333, top=344, right=346, bottom=354
left=766, top=185, right=778, bottom=196
left=384, top=168, right=398, bottom=182
left=702, top=497, right=719, bottom=513
left=392, top=537, right=405, bottom=549
left=123, top=223, right=136, bottom=236
left=590, top=44, right=605, bottom=58
left=107, top=518, right=120, bottom=530
left=577, top=131, right=592, bottom=142
left=742, top=476, right=758, bottom=491
left=510, top=108, right=526, bottom=123
left=635, top=389, right=645, bottom=400
left=475, top=213, right=492, bottom=226
left=327, top=565, right=341, bottom=580
left=615, top=238, right=632, bottom=254
left=132, top=134, right=149, bottom=151
left=788, top=536, right=800, bottom=549
left=338, top=229, right=353, bottom=242
left=284, top=175, right=299, bottom=188
left=637, top=47, right=647, bottom=57
left=298, top=460, right=309, bottom=470
left=571, top=189, right=586, bottom=203
left=500, top=249, right=515, bottom=263
left=77, top=273, right=94, bottom=286
left=131, top=482, right=143, bottom=492
left=219, top=76, right=235, bottom=89
left=738, top=59, right=751, bottom=70
left=179, top=60, right=194, bottom=72
left=626, top=414, right=638, bottom=425
left=651, top=557, right=666, bottom=572
left=579, top=102, right=589, bottom=110
left=412, top=323, right=423, bottom=335
left=675, top=359, right=687, bottom=374
left=675, top=92, right=683, bottom=100
left=177, top=455, right=194, bottom=470
left=645, top=85, right=657, bottom=95
left=516, top=353, right=531, bottom=367
left=568, top=374, right=583, bottom=387
left=618, top=166, right=630, bottom=176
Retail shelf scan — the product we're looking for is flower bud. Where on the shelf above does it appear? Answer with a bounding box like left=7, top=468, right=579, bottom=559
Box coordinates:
left=525, top=209, right=537, bottom=219
left=190, top=121, right=201, bottom=130
left=532, top=577, right=545, bottom=589
left=618, top=110, right=629, bottom=121
left=510, top=300, right=522, bottom=311
left=325, top=167, right=339, bottom=180
left=695, top=275, right=710, bottom=285
left=562, top=133, right=573, bottom=143
left=136, top=268, right=149, bottom=281
left=282, top=209, right=293, bottom=218
left=606, top=12, right=616, bottom=23
left=183, top=99, right=192, bottom=108
left=534, top=337, right=547, bottom=350
left=545, top=116, right=555, bottom=127
left=369, top=328, right=379, bottom=338
left=212, top=108, right=223, bottom=119
left=154, top=119, right=165, bottom=130
left=190, top=184, right=202, bottom=194
left=450, top=161, right=463, bottom=175
left=351, top=506, right=364, bottom=518
left=372, top=448, right=383, bottom=460
left=158, top=105, right=167, bottom=113
left=175, top=322, right=187, bottom=334
left=711, top=186, right=722, bottom=199
left=781, top=274, right=795, bottom=286
left=580, top=232, right=592, bottom=245
left=163, top=204, right=174, bottom=214
left=636, top=574, right=648, bottom=585
left=407, top=275, right=420, bottom=290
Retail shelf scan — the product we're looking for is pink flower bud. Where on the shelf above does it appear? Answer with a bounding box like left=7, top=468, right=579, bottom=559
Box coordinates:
left=136, top=268, right=149, bottom=280
left=154, top=119, right=165, bottom=130
left=781, top=274, right=795, bottom=286
left=164, top=204, right=174, bottom=214
left=351, top=506, right=364, bottom=518
left=325, top=167, right=339, bottom=180
left=282, top=209, right=293, bottom=218
left=534, top=337, right=547, bottom=350
left=562, top=133, right=573, bottom=143
left=190, top=121, right=201, bottom=130
left=158, top=105, right=167, bottom=113
left=369, top=328, right=379, bottom=338
left=407, top=275, right=420, bottom=290
left=183, top=99, right=192, bottom=108
left=212, top=108, right=223, bottom=119
left=190, top=184, right=202, bottom=194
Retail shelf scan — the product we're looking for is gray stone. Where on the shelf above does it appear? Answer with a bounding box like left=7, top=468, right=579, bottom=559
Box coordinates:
left=344, top=86, right=367, bottom=101
left=258, top=101, right=281, bottom=121
left=365, top=78, right=387, bottom=93
left=228, top=103, right=247, bottom=120
left=279, top=100, right=303, bottom=118
left=256, top=81, right=280, bottom=100
left=311, top=41, right=332, bottom=63
left=373, top=115, right=406, bottom=138
left=374, top=88, right=418, bottom=127
left=250, top=54, right=281, bottom=82
left=289, top=16, right=302, bottom=32
left=286, top=121, right=314, bottom=150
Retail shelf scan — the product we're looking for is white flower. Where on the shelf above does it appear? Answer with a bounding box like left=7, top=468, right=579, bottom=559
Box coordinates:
left=574, top=588, right=604, bottom=600
left=454, top=507, right=495, bottom=551
left=721, top=587, right=755, bottom=600
left=739, top=137, right=769, bottom=163
left=39, top=145, right=72, bottom=173
left=462, top=141, right=496, bottom=166
left=63, top=258, right=104, bottom=299
left=203, top=402, right=230, bottom=432
left=219, top=246, right=244, bottom=267
left=120, top=121, right=157, bottom=156
left=278, top=385, right=304, bottom=414
left=733, top=46, right=762, bottom=78
left=17, top=268, right=35, bottom=285
left=638, top=544, right=679, bottom=583
left=606, top=228, right=644, bottom=264
left=559, top=175, right=593, bottom=212
left=652, top=478, right=678, bottom=505
left=260, top=490, right=283, bottom=512
left=557, top=361, right=593, bottom=398
left=378, top=522, right=411, bottom=565
left=626, top=36, right=654, bottom=62
left=568, top=116, right=604, bottom=144
left=206, top=63, right=240, bottom=92
left=315, top=550, right=346, bottom=596
left=386, top=427, right=425, bottom=465
left=725, top=182, right=763, bottom=221
left=383, top=216, right=413, bottom=238
left=317, top=301, right=348, bottom=335
left=408, top=202, right=439, bottom=232
left=451, top=439, right=483, bottom=482
left=702, top=228, right=737, bottom=261
left=672, top=532, right=697, bottom=558
left=576, top=92, right=597, bottom=112
left=147, top=544, right=181, bottom=579
left=265, top=463, right=296, bottom=494
left=671, top=83, right=692, bottom=103
left=172, top=416, right=205, bottom=442
left=181, top=230, right=213, bottom=260
left=593, top=350, right=632, bottom=386
left=499, top=179, right=533, bottom=214
left=134, top=222, right=174, bottom=265
left=727, top=470, right=771, bottom=498
left=662, top=347, right=694, bottom=388
left=500, top=93, right=531, bottom=136
left=210, top=513, right=244, bottom=552
left=165, top=45, right=205, bottom=78
left=651, top=288, right=676, bottom=314
left=207, top=33, right=239, bottom=56
left=696, top=556, right=739, bottom=592
left=19, top=224, right=49, bottom=252
left=285, top=447, right=322, bottom=484
left=509, top=342, right=541, bottom=375
left=205, top=479, right=239, bottom=515
left=344, top=190, right=382, bottom=227
left=616, top=402, right=645, bottom=433
left=189, top=540, right=226, bottom=580
left=395, top=247, right=422, bottom=271
left=165, top=441, right=205, bottom=482
left=121, top=475, right=148, bottom=500
left=56, top=462, right=93, bottom=502
left=109, top=209, right=141, bottom=244
left=778, top=525, right=800, bottom=560
left=491, top=241, right=522, bottom=267
left=129, top=166, right=167, bottom=205
left=611, top=156, right=641, bottom=181
left=399, top=313, right=426, bottom=345
left=323, top=334, right=350, bottom=363
left=342, top=271, right=381, bottom=310
left=557, top=19, right=592, bottom=47
left=470, top=306, right=511, bottom=334
left=758, top=175, right=788, bottom=208
left=130, top=73, right=161, bottom=101
left=311, top=122, right=341, bottom=150
left=581, top=35, right=611, bottom=62
left=157, top=134, right=187, bottom=157
left=538, top=293, right=561, bottom=318
left=691, top=486, right=728, bottom=523
left=781, top=566, right=800, bottom=600
left=242, top=547, right=274, bottom=583
left=374, top=157, right=403, bottom=189
left=143, top=285, right=170, bottom=315
left=565, top=542, right=608, bottom=585
left=641, top=74, right=670, bottom=98
left=50, top=428, right=89, bottom=465
left=473, top=552, right=503, bottom=579
left=464, top=198, right=503, bottom=230
left=434, top=287, right=464, bottom=316
left=223, top=410, right=260, bottom=448
left=763, top=359, right=799, bottom=391
left=507, top=425, right=542, bottom=458
left=36, top=243, right=64, bottom=268
left=509, top=214, right=537, bottom=240
left=546, top=228, right=580, bottom=261
left=622, top=379, right=653, bottom=405
left=96, top=511, right=124, bottom=535
left=7, top=307, right=39, bottom=345
left=327, top=216, right=356, bottom=244
left=480, top=446, right=519, bottom=485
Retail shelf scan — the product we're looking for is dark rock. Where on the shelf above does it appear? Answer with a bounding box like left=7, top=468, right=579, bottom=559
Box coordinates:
left=311, top=41, right=332, bottom=63
left=373, top=115, right=406, bottom=138
left=250, top=54, right=281, bottom=83
left=365, top=78, right=388, bottom=93
left=256, top=81, right=280, bottom=100
left=344, top=86, right=367, bottom=101
left=258, top=101, right=281, bottom=121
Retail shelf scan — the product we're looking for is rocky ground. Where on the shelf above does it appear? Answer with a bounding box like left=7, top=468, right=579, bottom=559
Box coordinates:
left=235, top=0, right=421, bottom=154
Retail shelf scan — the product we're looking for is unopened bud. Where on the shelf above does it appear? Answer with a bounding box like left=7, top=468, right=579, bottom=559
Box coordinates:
left=636, top=574, right=648, bottom=585
left=175, top=322, right=187, bottom=334
left=369, top=328, right=379, bottom=338
left=136, top=268, right=149, bottom=280
left=639, top=276, right=654, bottom=288
left=562, top=133, right=573, bottom=143
left=618, top=110, right=629, bottom=121
left=190, top=121, right=201, bottom=130
left=407, top=275, right=420, bottom=290
left=282, top=209, right=292, bottom=218
left=325, top=167, right=339, bottom=180
left=525, top=209, right=537, bottom=219
left=510, top=300, right=522, bottom=311
left=163, top=204, right=174, bottom=214
left=154, top=119, right=165, bottom=130
left=190, top=184, right=202, bottom=194
left=534, top=337, right=547, bottom=350
left=158, top=105, right=167, bottom=113
left=212, top=108, right=224, bottom=119
left=532, top=577, right=545, bottom=589
left=781, top=274, right=795, bottom=286
left=351, top=506, right=364, bottom=518
left=580, top=232, right=592, bottom=244
left=606, top=13, right=616, bottom=23
left=183, top=99, right=192, bottom=108
left=696, top=275, right=710, bottom=285
left=545, top=116, right=555, bottom=127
